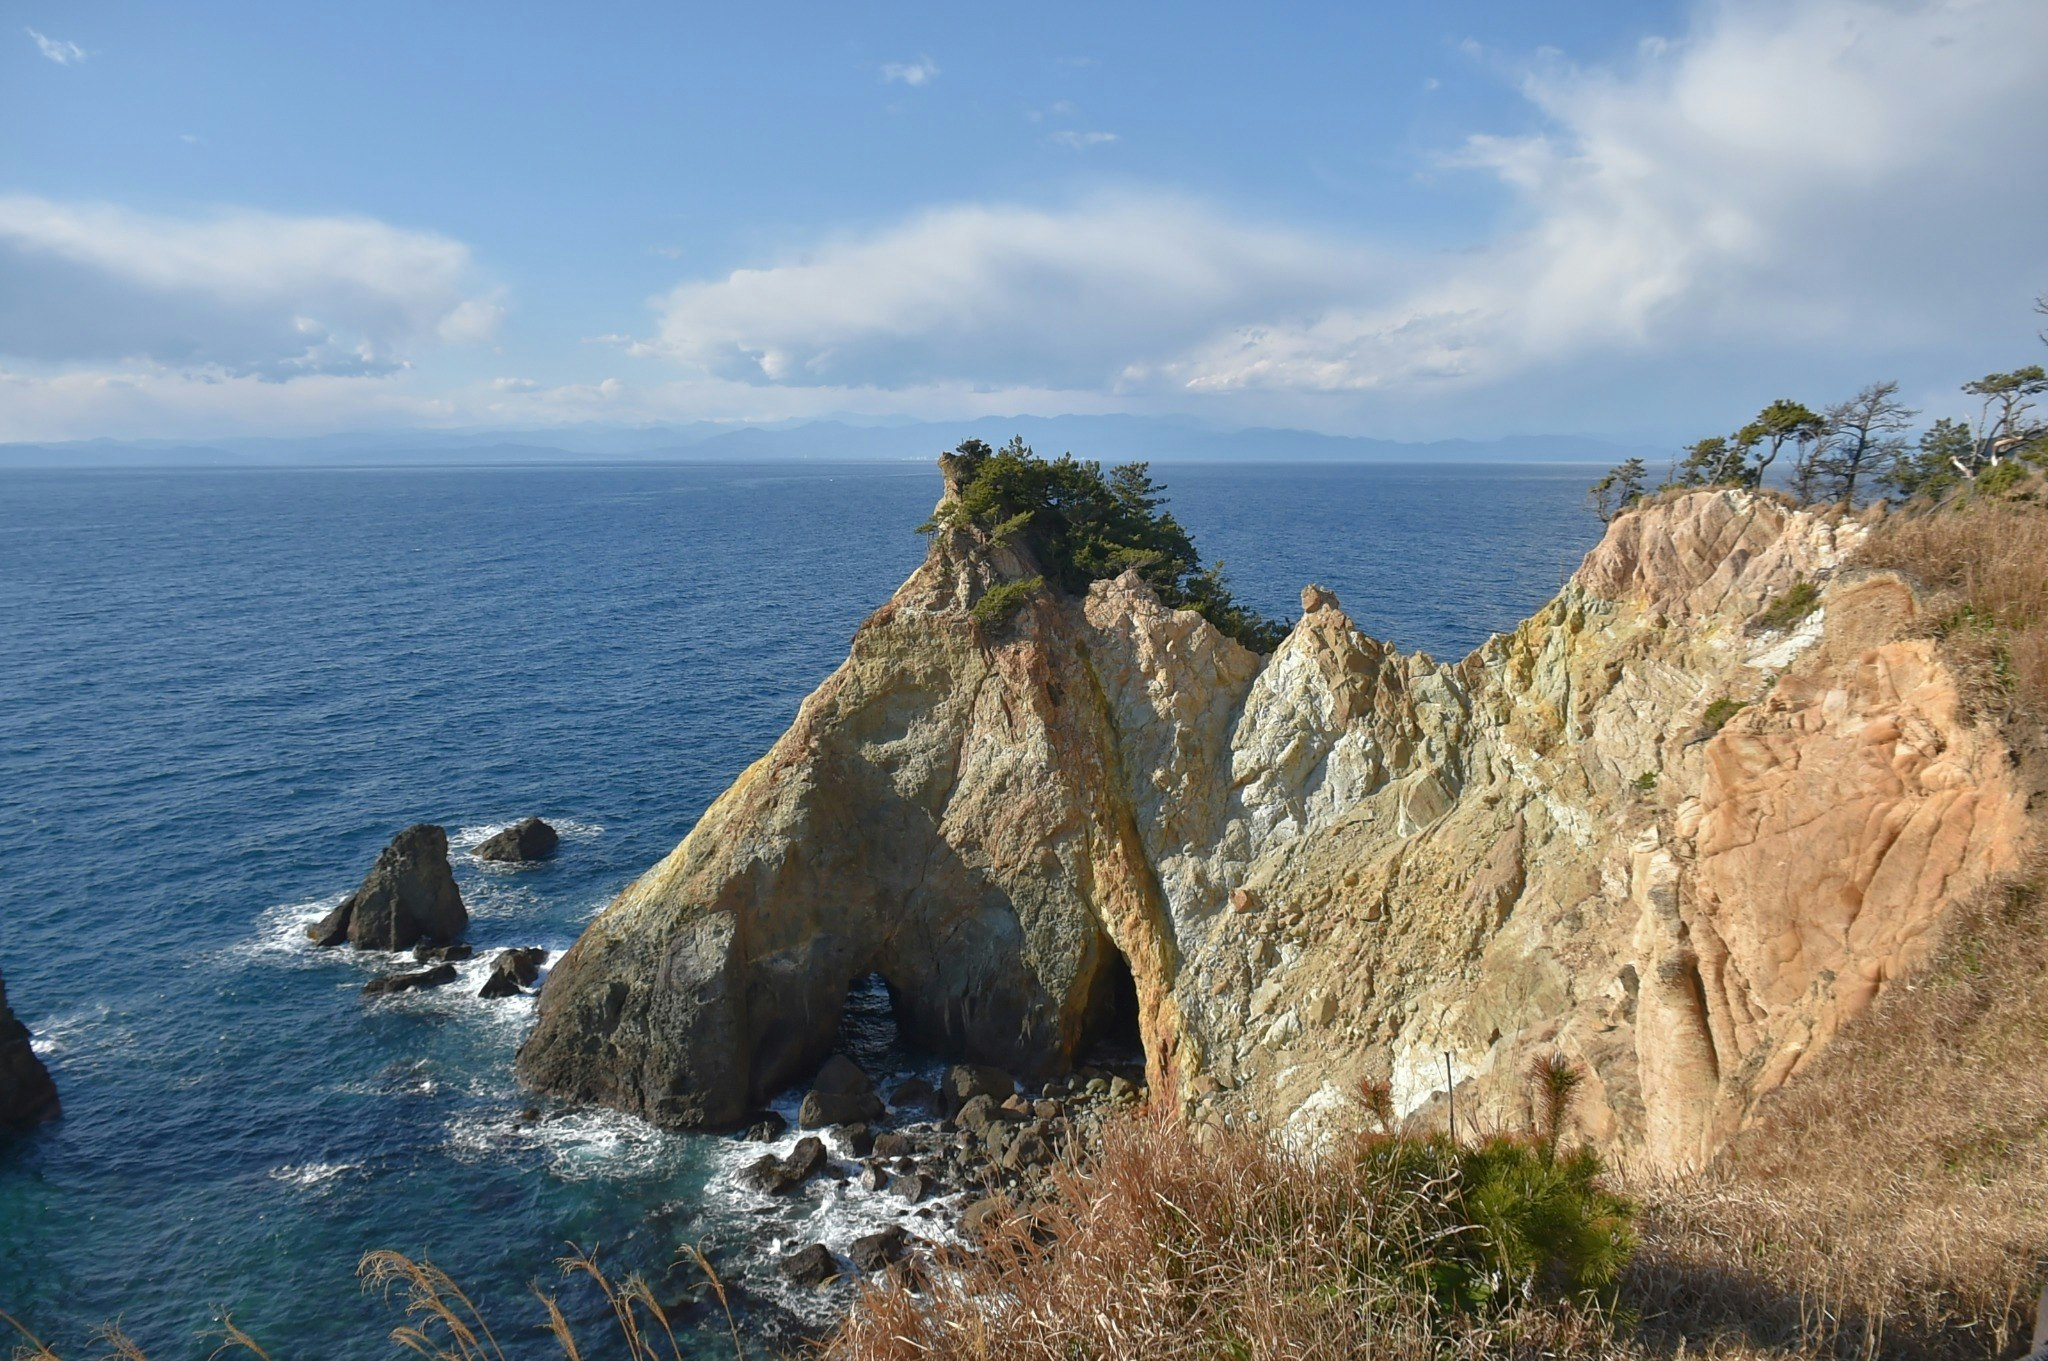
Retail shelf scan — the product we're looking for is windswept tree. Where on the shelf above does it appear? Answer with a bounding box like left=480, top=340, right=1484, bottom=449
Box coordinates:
left=1963, top=365, right=2048, bottom=467
left=1586, top=457, right=1648, bottom=522
left=1737, top=399, right=1828, bottom=489
left=1668, top=435, right=1742, bottom=488
left=1881, top=417, right=1974, bottom=502
left=1814, top=381, right=1916, bottom=507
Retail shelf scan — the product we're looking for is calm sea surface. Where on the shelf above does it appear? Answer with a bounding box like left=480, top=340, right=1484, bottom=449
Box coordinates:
left=0, top=459, right=1600, bottom=1356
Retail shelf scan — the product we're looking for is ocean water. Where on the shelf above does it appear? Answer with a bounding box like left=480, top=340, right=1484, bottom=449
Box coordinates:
left=0, top=459, right=1600, bottom=1357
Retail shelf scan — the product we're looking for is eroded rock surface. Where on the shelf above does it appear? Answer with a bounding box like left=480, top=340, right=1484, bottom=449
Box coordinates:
left=520, top=480, right=2028, bottom=1169
left=311, top=824, right=468, bottom=951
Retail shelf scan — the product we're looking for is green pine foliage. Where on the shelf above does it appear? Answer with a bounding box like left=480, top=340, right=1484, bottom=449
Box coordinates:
left=928, top=437, right=1289, bottom=652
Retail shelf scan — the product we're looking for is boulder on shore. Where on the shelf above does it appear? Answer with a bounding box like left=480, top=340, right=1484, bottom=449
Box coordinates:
left=479, top=948, right=548, bottom=999
left=474, top=818, right=559, bottom=864
left=309, top=825, right=468, bottom=951
left=0, top=972, right=59, bottom=1131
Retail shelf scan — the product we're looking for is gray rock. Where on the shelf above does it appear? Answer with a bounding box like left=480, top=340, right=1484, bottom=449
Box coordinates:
left=889, top=1076, right=937, bottom=1109
left=798, top=1088, right=885, bottom=1129
left=0, top=972, right=59, bottom=1131
left=740, top=1111, right=787, bottom=1142
left=743, top=1135, right=829, bottom=1194
left=838, top=1122, right=875, bottom=1157
left=413, top=943, right=474, bottom=963
left=479, top=947, right=548, bottom=999
left=943, top=1064, right=1015, bottom=1115
left=474, top=818, right=559, bottom=864
left=849, top=1225, right=914, bottom=1273
left=857, top=1162, right=891, bottom=1192
left=960, top=1196, right=1011, bottom=1240
left=310, top=825, right=468, bottom=951
left=362, top=963, right=459, bottom=996
left=778, top=1243, right=838, bottom=1287
left=872, top=1131, right=916, bottom=1160
left=812, top=1054, right=872, bottom=1096
left=893, top=1171, right=928, bottom=1203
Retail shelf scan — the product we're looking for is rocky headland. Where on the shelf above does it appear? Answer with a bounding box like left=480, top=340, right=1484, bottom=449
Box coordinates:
left=519, top=466, right=2029, bottom=1174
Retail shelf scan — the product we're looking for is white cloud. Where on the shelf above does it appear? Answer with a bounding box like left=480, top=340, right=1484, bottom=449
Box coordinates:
left=491, top=376, right=541, bottom=393
left=0, top=196, right=502, bottom=379
left=638, top=193, right=1378, bottom=390
left=1049, top=130, right=1118, bottom=150
left=881, top=57, right=938, bottom=87
left=26, top=28, right=85, bottom=64
left=1168, top=0, right=2048, bottom=396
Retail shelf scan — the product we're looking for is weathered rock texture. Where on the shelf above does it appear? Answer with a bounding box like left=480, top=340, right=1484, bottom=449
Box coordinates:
left=520, top=479, right=2029, bottom=1168
left=310, top=824, right=468, bottom=951
left=0, top=971, right=60, bottom=1130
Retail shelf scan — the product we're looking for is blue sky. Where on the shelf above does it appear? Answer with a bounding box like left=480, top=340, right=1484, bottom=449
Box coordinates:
left=4, top=0, right=2045, bottom=443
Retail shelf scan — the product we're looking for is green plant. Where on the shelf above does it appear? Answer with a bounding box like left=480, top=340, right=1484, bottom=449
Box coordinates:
left=1632, top=771, right=1658, bottom=793
left=1755, top=578, right=1821, bottom=630
left=971, top=575, right=1043, bottom=629
left=1700, top=696, right=1746, bottom=734
left=928, top=438, right=1289, bottom=652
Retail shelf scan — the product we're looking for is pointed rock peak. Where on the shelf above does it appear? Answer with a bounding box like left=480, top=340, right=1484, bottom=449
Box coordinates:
left=1301, top=584, right=1340, bottom=615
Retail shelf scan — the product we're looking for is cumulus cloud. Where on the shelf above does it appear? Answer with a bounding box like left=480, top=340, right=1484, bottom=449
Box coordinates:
left=638, top=193, right=1379, bottom=389
left=0, top=196, right=502, bottom=380
left=1169, top=0, right=2048, bottom=395
left=26, top=28, right=85, bottom=64
left=881, top=56, right=937, bottom=87
left=1049, top=130, right=1118, bottom=150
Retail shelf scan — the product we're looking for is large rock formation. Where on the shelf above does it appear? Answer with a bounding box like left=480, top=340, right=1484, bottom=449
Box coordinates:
left=520, top=476, right=2030, bottom=1169
left=310, top=824, right=468, bottom=951
left=1, top=971, right=60, bottom=1130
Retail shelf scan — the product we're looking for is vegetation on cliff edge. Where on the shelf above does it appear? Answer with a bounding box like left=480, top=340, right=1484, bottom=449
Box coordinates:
left=924, top=437, right=1290, bottom=652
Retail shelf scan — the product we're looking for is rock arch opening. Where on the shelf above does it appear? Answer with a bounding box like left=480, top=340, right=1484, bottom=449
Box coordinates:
left=1077, top=944, right=1145, bottom=1071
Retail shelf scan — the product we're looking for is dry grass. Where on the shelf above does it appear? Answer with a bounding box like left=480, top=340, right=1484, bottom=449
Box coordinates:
left=821, top=1112, right=1634, bottom=1361
left=1860, top=495, right=2048, bottom=722
left=1623, top=865, right=2048, bottom=1360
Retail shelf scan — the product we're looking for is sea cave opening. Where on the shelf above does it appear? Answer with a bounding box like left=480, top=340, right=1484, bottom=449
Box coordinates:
left=834, top=971, right=906, bottom=1078
left=1077, top=945, right=1145, bottom=1072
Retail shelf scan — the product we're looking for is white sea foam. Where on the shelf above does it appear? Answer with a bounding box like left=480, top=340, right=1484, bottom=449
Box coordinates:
left=452, top=817, right=603, bottom=857
left=219, top=896, right=350, bottom=970
left=269, top=1161, right=360, bottom=1190
left=444, top=1105, right=684, bottom=1181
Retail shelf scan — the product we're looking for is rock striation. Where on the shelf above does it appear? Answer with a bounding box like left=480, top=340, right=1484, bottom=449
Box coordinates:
left=520, top=476, right=2030, bottom=1170
left=310, top=824, right=468, bottom=951
left=0, top=971, right=60, bottom=1130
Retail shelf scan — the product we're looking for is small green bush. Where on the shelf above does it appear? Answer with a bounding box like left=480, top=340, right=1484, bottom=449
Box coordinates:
left=1755, top=578, right=1821, bottom=630
left=1633, top=771, right=1658, bottom=793
left=1700, top=696, right=1746, bottom=733
left=971, top=575, right=1043, bottom=628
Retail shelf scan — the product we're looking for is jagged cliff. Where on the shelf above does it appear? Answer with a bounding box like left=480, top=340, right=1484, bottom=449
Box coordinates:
left=519, top=473, right=2029, bottom=1170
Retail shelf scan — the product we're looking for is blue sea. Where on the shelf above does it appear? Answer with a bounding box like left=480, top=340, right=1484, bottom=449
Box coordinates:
left=0, top=459, right=1600, bottom=1358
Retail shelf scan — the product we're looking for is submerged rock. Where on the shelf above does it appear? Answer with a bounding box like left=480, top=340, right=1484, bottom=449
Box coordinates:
left=474, top=818, right=559, bottom=864
left=363, top=963, right=458, bottom=996
left=310, top=825, right=467, bottom=951
left=742, top=1135, right=828, bottom=1195
left=0, top=972, right=59, bottom=1130
left=778, top=1243, right=837, bottom=1287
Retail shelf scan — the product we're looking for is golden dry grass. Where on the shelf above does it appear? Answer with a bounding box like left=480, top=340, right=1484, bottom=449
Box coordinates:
left=1622, top=865, right=2048, bottom=1360
left=1860, top=495, right=2048, bottom=722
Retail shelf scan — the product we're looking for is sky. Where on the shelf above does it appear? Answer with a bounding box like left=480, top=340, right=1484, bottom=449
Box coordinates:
left=4, top=0, right=2046, bottom=445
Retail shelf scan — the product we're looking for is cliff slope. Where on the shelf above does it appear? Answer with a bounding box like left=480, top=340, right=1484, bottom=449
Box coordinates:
left=520, top=477, right=2028, bottom=1169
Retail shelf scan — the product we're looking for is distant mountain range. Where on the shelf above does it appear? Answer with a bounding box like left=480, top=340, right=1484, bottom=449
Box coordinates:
left=0, top=415, right=1646, bottom=469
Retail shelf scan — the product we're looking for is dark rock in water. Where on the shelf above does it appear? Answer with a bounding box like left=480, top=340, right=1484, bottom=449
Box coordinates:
left=857, top=1162, right=890, bottom=1193
left=798, top=1088, right=884, bottom=1129
left=413, top=943, right=474, bottom=964
left=474, top=818, right=559, bottom=864
left=310, top=825, right=468, bottom=951
left=956, top=1094, right=1021, bottom=1136
left=740, top=1111, right=787, bottom=1142
left=872, top=1131, right=916, bottom=1160
left=363, top=963, right=459, bottom=996
left=849, top=1224, right=914, bottom=1273
left=811, top=1054, right=872, bottom=1096
left=889, top=1076, right=936, bottom=1109
left=743, top=1135, right=829, bottom=1194
left=0, top=971, right=60, bottom=1130
left=893, top=1171, right=928, bottom=1204
left=942, top=1063, right=1014, bottom=1115
left=838, top=1122, right=875, bottom=1157
left=778, top=1243, right=838, bottom=1287
left=479, top=947, right=549, bottom=999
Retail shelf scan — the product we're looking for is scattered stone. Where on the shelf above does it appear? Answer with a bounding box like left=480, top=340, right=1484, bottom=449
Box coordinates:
left=849, top=1224, right=914, bottom=1273
left=889, top=1076, right=936, bottom=1109
left=413, top=943, right=474, bottom=963
left=812, top=1054, right=873, bottom=1096
left=893, top=1171, right=928, bottom=1203
left=942, top=1063, right=1014, bottom=1114
left=778, top=1243, right=838, bottom=1287
left=872, top=1131, right=916, bottom=1160
left=362, top=963, right=458, bottom=996
left=479, top=947, right=549, bottom=999
left=839, top=1122, right=875, bottom=1157
left=310, top=825, right=468, bottom=951
left=1002, top=1129, right=1053, bottom=1172
left=857, top=1162, right=891, bottom=1193
left=0, top=972, right=59, bottom=1130
left=743, top=1136, right=829, bottom=1195
left=959, top=1196, right=1012, bottom=1239
left=474, top=818, right=560, bottom=864
left=1032, top=1098, right=1062, bottom=1120
left=798, top=1088, right=885, bottom=1128
left=518, top=1106, right=541, bottom=1123
left=1108, top=1076, right=1137, bottom=1103
left=1000, top=1094, right=1033, bottom=1117
left=740, top=1111, right=787, bottom=1142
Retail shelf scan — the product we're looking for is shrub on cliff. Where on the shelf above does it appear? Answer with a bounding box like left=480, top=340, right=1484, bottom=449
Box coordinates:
left=925, top=438, right=1290, bottom=652
left=823, top=1112, right=1634, bottom=1360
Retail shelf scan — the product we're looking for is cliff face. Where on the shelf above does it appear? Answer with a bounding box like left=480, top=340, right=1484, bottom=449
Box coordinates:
left=520, top=480, right=2029, bottom=1169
